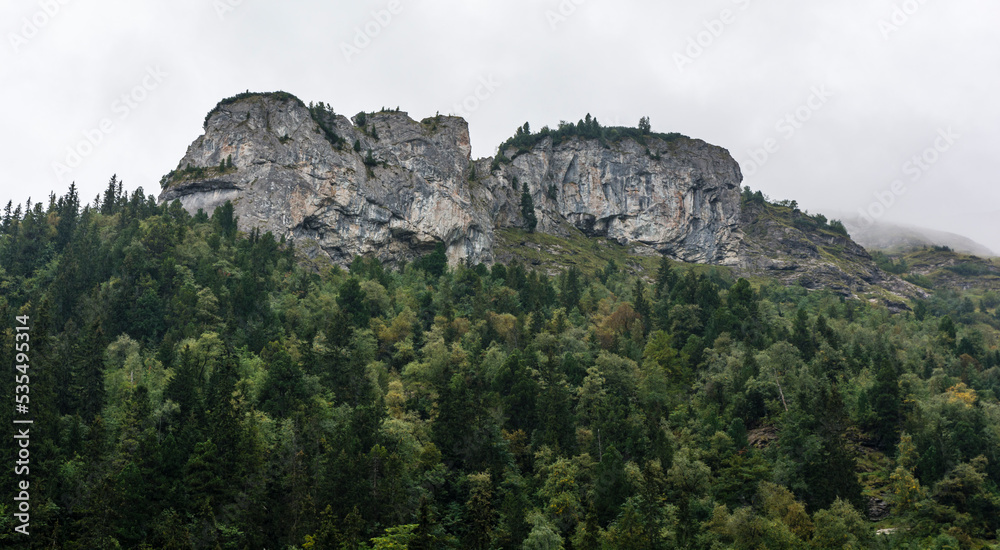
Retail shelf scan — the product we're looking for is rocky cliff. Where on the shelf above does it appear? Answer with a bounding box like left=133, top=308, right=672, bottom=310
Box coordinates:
left=158, top=92, right=743, bottom=267
left=736, top=198, right=928, bottom=304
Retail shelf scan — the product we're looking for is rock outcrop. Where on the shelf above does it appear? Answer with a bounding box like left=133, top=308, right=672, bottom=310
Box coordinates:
left=736, top=199, right=928, bottom=304
left=158, top=92, right=744, bottom=267
left=486, top=134, right=742, bottom=264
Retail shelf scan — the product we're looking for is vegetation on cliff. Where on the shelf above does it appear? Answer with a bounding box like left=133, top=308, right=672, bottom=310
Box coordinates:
left=499, top=115, right=688, bottom=158
left=203, top=90, right=306, bottom=128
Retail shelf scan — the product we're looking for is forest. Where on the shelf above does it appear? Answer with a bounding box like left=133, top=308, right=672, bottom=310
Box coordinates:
left=1, top=178, right=1000, bottom=549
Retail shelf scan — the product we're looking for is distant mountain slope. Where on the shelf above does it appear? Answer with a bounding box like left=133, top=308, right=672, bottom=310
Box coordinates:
left=836, top=215, right=996, bottom=257
left=873, top=246, right=1000, bottom=294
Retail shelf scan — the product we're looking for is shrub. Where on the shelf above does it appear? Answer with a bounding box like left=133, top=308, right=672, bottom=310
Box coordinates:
left=499, top=115, right=686, bottom=157
left=828, top=219, right=848, bottom=236
left=946, top=262, right=991, bottom=277
left=903, top=273, right=934, bottom=289
left=204, top=91, right=305, bottom=127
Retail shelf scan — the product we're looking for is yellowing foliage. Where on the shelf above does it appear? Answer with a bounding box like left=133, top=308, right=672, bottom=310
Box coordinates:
left=945, top=382, right=977, bottom=407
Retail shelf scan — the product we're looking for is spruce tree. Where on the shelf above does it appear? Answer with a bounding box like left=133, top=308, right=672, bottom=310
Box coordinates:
left=520, top=183, right=537, bottom=233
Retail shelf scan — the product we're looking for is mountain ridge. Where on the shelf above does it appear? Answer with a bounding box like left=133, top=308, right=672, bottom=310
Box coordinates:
left=158, top=91, right=920, bottom=302
left=159, top=91, right=743, bottom=267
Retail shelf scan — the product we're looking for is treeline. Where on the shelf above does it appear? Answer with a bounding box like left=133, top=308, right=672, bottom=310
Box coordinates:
left=499, top=115, right=687, bottom=158
left=0, top=181, right=999, bottom=548
left=203, top=91, right=305, bottom=127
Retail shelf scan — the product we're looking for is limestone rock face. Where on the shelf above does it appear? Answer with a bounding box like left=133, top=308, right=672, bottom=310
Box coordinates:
left=160, top=95, right=490, bottom=265
left=488, top=136, right=743, bottom=264
left=158, top=93, right=744, bottom=267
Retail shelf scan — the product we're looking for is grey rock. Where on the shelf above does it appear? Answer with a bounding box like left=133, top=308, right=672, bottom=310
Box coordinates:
left=158, top=94, right=744, bottom=267
left=486, top=135, right=743, bottom=264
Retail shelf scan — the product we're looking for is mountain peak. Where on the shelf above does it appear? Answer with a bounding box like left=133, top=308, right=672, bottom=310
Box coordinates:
left=159, top=92, right=743, bottom=267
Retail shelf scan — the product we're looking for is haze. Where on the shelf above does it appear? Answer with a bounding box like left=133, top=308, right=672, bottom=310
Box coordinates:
left=2, top=0, right=998, bottom=253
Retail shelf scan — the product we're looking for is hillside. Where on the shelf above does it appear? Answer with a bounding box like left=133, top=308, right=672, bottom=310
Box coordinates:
left=837, top=216, right=996, bottom=257
left=871, top=246, right=1000, bottom=296
left=2, top=182, right=1000, bottom=548
left=157, top=91, right=922, bottom=303
left=6, top=92, right=1000, bottom=549
left=735, top=191, right=924, bottom=308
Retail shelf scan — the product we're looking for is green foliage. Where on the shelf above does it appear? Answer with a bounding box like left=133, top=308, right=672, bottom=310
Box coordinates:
left=873, top=251, right=910, bottom=274
left=413, top=241, right=448, bottom=277
left=2, top=183, right=1000, bottom=548
left=490, top=152, right=512, bottom=173
left=827, top=219, right=849, bottom=236
left=904, top=273, right=935, bottom=289
left=638, top=116, right=651, bottom=134
left=500, top=115, right=686, bottom=157
left=309, top=101, right=348, bottom=149
left=204, top=90, right=305, bottom=127
left=946, top=262, right=993, bottom=277
left=369, top=524, right=417, bottom=549
left=521, top=183, right=538, bottom=233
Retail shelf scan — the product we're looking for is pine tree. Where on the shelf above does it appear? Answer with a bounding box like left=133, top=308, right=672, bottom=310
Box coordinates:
left=520, top=183, right=538, bottom=233
left=633, top=277, right=650, bottom=333
left=870, top=342, right=901, bottom=450
left=791, top=308, right=816, bottom=361
left=464, top=472, right=495, bottom=549
left=639, top=116, right=651, bottom=134
left=410, top=497, right=441, bottom=550
left=72, top=320, right=107, bottom=421
left=258, top=341, right=306, bottom=417
left=654, top=256, right=677, bottom=299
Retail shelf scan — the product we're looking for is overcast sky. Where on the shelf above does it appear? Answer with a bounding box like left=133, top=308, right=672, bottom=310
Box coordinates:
left=2, top=0, right=998, bottom=253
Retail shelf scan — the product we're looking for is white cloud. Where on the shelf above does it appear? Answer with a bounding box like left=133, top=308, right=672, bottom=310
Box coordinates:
left=1, top=0, right=998, bottom=251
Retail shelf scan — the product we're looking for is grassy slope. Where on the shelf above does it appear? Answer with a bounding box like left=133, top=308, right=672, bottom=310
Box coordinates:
left=494, top=227, right=732, bottom=280
left=896, top=248, right=1000, bottom=294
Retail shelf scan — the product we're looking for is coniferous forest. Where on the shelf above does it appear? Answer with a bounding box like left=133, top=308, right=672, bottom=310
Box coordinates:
left=2, top=179, right=1000, bottom=549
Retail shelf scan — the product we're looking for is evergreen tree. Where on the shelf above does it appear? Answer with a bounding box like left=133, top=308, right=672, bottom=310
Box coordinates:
left=638, top=116, right=651, bottom=134
left=259, top=341, right=306, bottom=417
left=869, top=342, right=901, bottom=450
left=414, top=241, right=448, bottom=277
left=521, top=183, right=538, bottom=232
left=72, top=320, right=107, bottom=422
left=790, top=308, right=816, bottom=361
left=633, top=277, right=651, bottom=334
